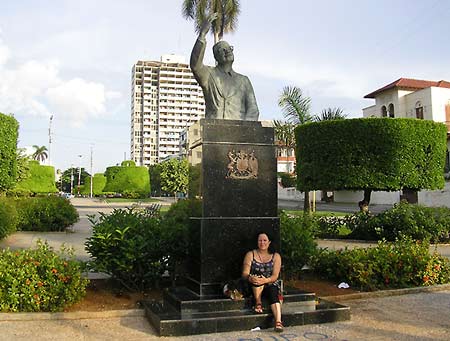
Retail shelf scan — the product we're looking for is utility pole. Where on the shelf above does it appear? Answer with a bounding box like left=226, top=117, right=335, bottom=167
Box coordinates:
left=90, top=146, right=93, bottom=198
left=77, top=155, right=82, bottom=196
left=70, top=165, right=74, bottom=195
left=48, top=115, right=53, bottom=165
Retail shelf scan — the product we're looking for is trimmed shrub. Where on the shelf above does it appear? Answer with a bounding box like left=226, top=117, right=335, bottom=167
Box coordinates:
left=103, top=165, right=150, bottom=197
left=278, top=172, right=296, bottom=188
left=85, top=208, right=165, bottom=291
left=80, top=173, right=106, bottom=196
left=0, top=197, right=18, bottom=239
left=121, top=160, right=136, bottom=167
left=348, top=202, right=450, bottom=242
left=0, top=241, right=88, bottom=312
left=0, top=113, right=19, bottom=192
left=16, top=197, right=79, bottom=232
left=15, top=161, right=58, bottom=194
left=296, top=118, right=447, bottom=192
left=280, top=211, right=318, bottom=279
left=312, top=237, right=450, bottom=291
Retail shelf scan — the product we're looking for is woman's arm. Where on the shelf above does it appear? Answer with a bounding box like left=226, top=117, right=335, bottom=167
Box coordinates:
left=242, top=251, right=253, bottom=279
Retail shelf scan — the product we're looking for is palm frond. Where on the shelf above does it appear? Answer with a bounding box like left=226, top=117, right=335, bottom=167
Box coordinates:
left=278, top=86, right=312, bottom=125
left=315, top=107, right=347, bottom=121
left=182, top=0, right=198, bottom=19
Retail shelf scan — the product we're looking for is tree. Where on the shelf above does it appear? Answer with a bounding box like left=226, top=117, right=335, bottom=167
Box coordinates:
left=32, top=145, right=48, bottom=163
left=15, top=148, right=31, bottom=183
left=314, top=107, right=347, bottom=122
left=160, top=158, right=189, bottom=199
left=182, top=0, right=240, bottom=43
left=0, top=113, right=19, bottom=192
left=295, top=118, right=447, bottom=210
left=149, top=164, right=163, bottom=197
left=278, top=86, right=313, bottom=212
left=60, top=167, right=90, bottom=193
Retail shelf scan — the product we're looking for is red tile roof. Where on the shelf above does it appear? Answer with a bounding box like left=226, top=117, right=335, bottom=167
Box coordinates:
left=364, top=78, right=450, bottom=98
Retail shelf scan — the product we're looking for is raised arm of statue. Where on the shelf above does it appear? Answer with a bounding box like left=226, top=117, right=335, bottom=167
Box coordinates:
left=190, top=13, right=218, bottom=84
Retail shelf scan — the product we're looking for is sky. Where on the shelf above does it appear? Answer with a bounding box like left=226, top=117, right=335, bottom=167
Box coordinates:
left=1, top=0, right=450, bottom=173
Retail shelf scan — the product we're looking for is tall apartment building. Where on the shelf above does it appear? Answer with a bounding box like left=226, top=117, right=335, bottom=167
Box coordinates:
left=131, top=55, right=205, bottom=166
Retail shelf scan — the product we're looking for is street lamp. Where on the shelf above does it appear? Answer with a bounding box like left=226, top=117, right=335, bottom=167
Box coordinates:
left=77, top=155, right=82, bottom=196
left=70, top=164, right=74, bottom=195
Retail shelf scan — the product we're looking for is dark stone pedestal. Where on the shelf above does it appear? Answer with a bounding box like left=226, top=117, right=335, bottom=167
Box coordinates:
left=186, top=119, right=280, bottom=298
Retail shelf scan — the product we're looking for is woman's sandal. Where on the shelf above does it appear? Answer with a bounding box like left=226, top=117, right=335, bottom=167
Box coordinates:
left=254, top=303, right=263, bottom=313
left=274, top=321, right=283, bottom=332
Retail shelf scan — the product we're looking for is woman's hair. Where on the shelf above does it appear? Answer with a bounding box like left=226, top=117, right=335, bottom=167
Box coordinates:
left=255, top=231, right=276, bottom=253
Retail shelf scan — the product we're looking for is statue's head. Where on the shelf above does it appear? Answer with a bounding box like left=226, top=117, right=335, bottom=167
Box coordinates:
left=213, top=41, right=234, bottom=65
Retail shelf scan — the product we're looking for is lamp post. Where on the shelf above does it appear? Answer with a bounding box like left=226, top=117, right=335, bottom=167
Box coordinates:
left=70, top=164, right=74, bottom=195
left=77, top=155, right=82, bottom=196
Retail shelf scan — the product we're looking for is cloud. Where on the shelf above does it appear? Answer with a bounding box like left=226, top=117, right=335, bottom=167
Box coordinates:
left=46, top=78, right=108, bottom=127
left=0, top=38, right=120, bottom=126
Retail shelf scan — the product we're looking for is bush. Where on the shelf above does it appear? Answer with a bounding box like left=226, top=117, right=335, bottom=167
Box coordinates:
left=81, top=173, right=106, bottom=196
left=279, top=211, right=318, bottom=279
left=15, top=161, right=58, bottom=194
left=85, top=208, right=166, bottom=291
left=0, top=113, right=19, bottom=192
left=278, top=172, right=296, bottom=188
left=103, top=165, right=150, bottom=197
left=346, top=202, right=450, bottom=242
left=0, top=197, right=18, bottom=239
left=161, top=199, right=202, bottom=279
left=312, top=237, right=450, bottom=291
left=16, top=197, right=79, bottom=232
left=0, top=241, right=88, bottom=312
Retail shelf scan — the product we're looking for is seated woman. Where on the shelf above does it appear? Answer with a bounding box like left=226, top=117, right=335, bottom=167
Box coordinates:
left=242, top=232, right=283, bottom=332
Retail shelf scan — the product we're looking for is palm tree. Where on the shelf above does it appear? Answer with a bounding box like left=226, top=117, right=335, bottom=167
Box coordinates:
left=315, top=107, right=347, bottom=122
left=182, top=0, right=240, bottom=43
left=32, top=145, right=48, bottom=163
left=278, top=86, right=313, bottom=213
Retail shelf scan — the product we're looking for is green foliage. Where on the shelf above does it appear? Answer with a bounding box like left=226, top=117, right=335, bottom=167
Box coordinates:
left=15, top=197, right=79, bottom=232
left=121, top=160, right=136, bottom=167
left=279, top=211, right=318, bottom=279
left=0, top=113, right=19, bottom=192
left=278, top=172, right=296, bottom=188
left=15, top=160, right=58, bottom=194
left=160, top=158, right=189, bottom=195
left=0, top=197, right=18, bottom=239
left=149, top=164, right=163, bottom=196
left=15, top=148, right=31, bottom=184
left=347, top=202, right=450, bottom=242
left=296, top=118, right=447, bottom=192
left=31, top=145, right=48, bottom=163
left=60, top=167, right=90, bottom=193
left=0, top=241, right=88, bottom=312
left=161, top=199, right=202, bottom=279
left=188, top=163, right=202, bottom=198
left=80, top=173, right=106, bottom=196
left=312, top=237, right=450, bottom=291
left=85, top=208, right=165, bottom=291
left=104, top=165, right=150, bottom=197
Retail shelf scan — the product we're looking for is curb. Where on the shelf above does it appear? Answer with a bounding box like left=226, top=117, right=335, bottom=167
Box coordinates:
left=322, top=283, right=450, bottom=302
left=0, top=309, right=144, bottom=321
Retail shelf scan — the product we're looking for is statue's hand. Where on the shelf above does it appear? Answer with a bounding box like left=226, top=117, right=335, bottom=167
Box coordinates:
left=200, top=12, right=218, bottom=37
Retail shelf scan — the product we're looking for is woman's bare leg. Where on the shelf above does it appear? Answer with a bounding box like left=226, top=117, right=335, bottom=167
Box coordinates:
left=270, top=302, right=282, bottom=323
left=252, top=286, right=264, bottom=310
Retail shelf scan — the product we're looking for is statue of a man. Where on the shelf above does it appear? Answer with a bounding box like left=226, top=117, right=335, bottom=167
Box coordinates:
left=190, top=14, right=259, bottom=121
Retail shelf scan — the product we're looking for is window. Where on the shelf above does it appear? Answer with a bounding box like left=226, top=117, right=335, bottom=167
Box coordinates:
left=388, top=103, right=395, bottom=118
left=415, top=101, right=424, bottom=119
left=381, top=106, right=387, bottom=117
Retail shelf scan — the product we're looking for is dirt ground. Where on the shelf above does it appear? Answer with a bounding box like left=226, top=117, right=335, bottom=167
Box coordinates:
left=65, top=275, right=357, bottom=312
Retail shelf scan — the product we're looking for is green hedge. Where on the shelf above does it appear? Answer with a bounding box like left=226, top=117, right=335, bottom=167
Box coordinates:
left=80, top=173, right=106, bottom=196
left=0, top=113, right=19, bottom=192
left=15, top=160, right=57, bottom=194
left=103, top=165, right=150, bottom=197
left=0, top=241, right=88, bottom=312
left=278, top=172, right=296, bottom=188
left=312, top=237, right=450, bottom=291
left=0, top=197, right=18, bottom=239
left=296, top=118, right=447, bottom=191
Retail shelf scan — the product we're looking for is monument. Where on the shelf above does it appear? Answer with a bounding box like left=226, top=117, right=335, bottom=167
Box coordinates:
left=144, top=13, right=349, bottom=336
